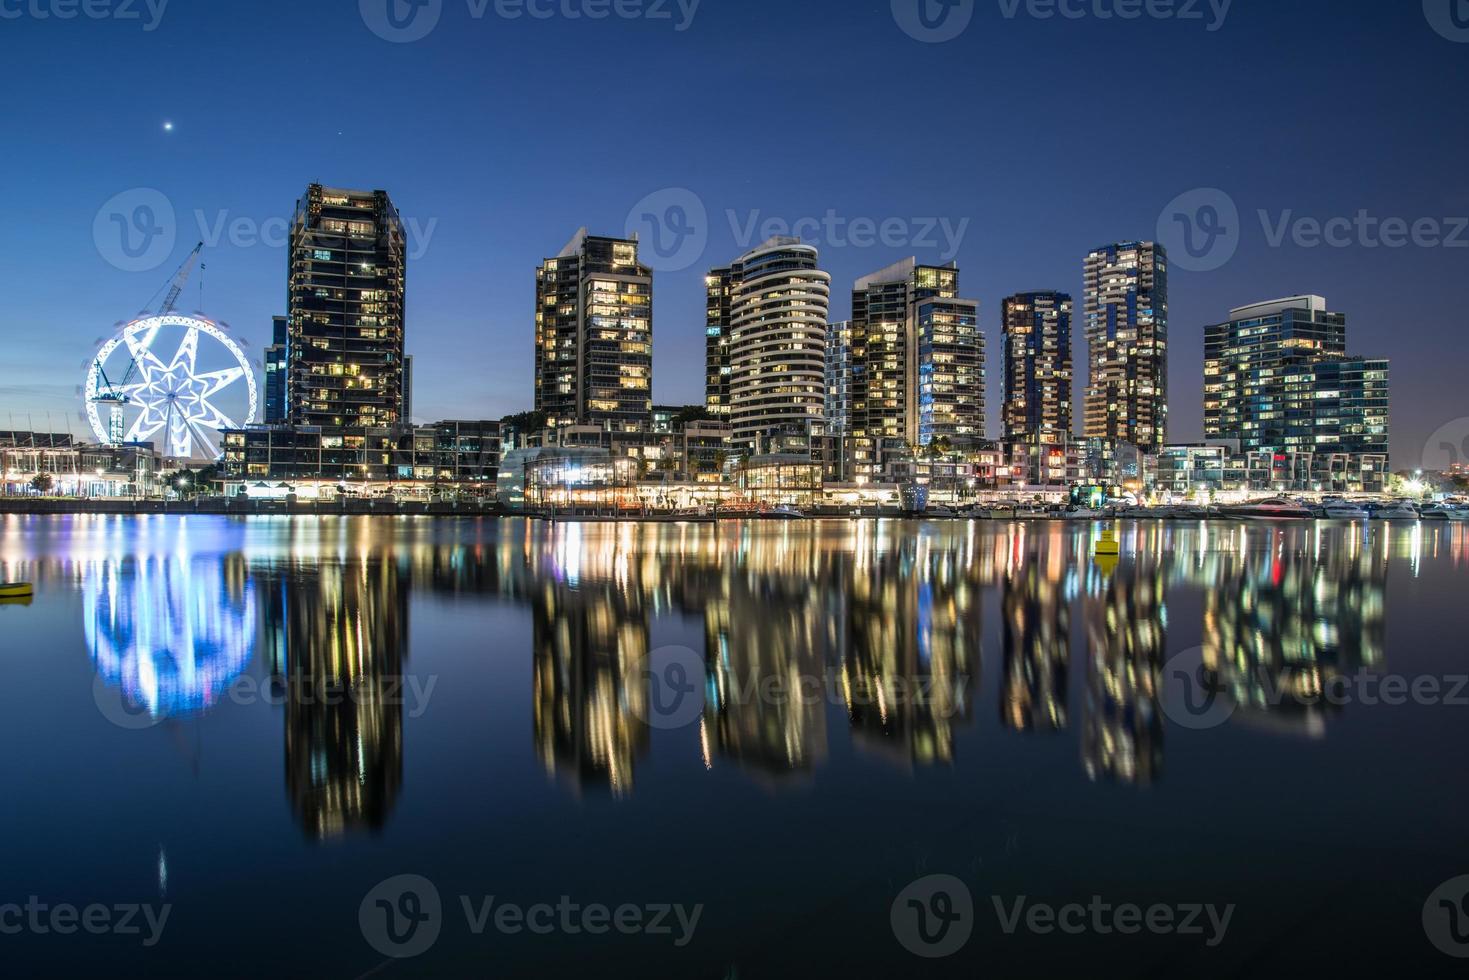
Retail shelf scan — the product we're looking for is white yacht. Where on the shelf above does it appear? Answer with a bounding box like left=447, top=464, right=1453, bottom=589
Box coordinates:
left=1372, top=501, right=1420, bottom=521
left=1319, top=501, right=1370, bottom=520
left=1421, top=504, right=1469, bottom=521
left=1222, top=497, right=1315, bottom=520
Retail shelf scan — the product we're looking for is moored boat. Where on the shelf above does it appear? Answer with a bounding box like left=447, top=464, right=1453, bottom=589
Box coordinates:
left=1421, top=504, right=1469, bottom=521
left=1320, top=501, right=1370, bottom=520
left=1372, top=501, right=1420, bottom=521
left=0, top=582, right=34, bottom=599
left=1221, top=497, right=1315, bottom=520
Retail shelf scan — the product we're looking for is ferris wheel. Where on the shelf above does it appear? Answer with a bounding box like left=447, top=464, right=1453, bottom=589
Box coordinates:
left=84, top=245, right=258, bottom=459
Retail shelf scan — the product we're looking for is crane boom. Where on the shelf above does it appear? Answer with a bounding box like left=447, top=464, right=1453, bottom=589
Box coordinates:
left=159, top=242, right=204, bottom=314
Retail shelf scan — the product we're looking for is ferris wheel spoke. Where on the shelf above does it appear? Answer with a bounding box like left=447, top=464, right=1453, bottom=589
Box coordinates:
left=125, top=410, right=166, bottom=446
left=170, top=327, right=200, bottom=374
left=194, top=366, right=245, bottom=398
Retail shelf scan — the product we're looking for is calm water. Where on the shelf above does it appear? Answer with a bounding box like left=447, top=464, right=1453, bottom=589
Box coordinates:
left=2, top=514, right=1468, bottom=976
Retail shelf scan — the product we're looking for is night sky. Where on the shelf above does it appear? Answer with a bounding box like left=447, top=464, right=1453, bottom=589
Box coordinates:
left=1, top=0, right=1465, bottom=465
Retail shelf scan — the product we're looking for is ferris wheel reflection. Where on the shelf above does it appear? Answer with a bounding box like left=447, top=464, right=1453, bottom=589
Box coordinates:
left=84, top=553, right=257, bottom=723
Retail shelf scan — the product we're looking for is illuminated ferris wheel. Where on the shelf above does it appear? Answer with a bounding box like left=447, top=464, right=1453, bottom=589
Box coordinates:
left=85, top=313, right=258, bottom=460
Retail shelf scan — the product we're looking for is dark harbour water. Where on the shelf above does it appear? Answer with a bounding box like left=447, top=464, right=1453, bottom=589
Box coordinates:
left=2, top=514, right=1469, bottom=976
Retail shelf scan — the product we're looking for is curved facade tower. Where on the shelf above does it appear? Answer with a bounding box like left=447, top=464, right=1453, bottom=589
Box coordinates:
left=723, top=238, right=830, bottom=450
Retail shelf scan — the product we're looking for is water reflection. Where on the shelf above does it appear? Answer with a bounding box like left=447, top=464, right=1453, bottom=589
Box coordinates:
left=84, top=553, right=256, bottom=721
left=262, top=560, right=406, bottom=839
left=38, top=516, right=1434, bottom=820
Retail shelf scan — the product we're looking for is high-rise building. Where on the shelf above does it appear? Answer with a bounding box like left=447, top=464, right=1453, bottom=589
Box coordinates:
left=705, top=269, right=733, bottom=417
left=1082, top=242, right=1168, bottom=451
left=717, top=238, right=830, bottom=450
left=849, top=259, right=982, bottom=475
left=1204, top=296, right=1346, bottom=453
left=535, top=229, right=653, bottom=433
left=402, top=354, right=414, bottom=424
left=287, top=184, right=406, bottom=429
left=1311, top=357, right=1390, bottom=458
left=1204, top=296, right=1388, bottom=459
left=1001, top=291, right=1073, bottom=442
left=264, top=315, right=289, bottom=424
left=824, top=320, right=852, bottom=438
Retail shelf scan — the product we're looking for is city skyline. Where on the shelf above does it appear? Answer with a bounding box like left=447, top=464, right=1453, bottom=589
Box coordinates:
left=1, top=1, right=1465, bottom=466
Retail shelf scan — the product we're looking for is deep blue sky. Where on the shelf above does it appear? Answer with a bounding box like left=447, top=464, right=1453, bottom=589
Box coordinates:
left=1, top=0, right=1465, bottom=464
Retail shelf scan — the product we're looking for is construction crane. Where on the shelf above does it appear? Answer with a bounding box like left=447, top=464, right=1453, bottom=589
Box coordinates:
left=91, top=242, right=205, bottom=445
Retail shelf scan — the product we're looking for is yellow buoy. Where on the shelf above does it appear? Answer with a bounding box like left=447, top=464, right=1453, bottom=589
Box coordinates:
left=1094, top=529, right=1121, bottom=557
left=0, top=582, right=34, bottom=600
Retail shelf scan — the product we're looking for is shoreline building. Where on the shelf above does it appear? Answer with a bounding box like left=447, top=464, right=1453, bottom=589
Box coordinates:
left=1082, top=242, right=1168, bottom=454
left=1002, top=291, right=1074, bottom=485
left=287, top=184, right=407, bottom=429
left=848, top=259, right=983, bottom=478
left=1202, top=296, right=1389, bottom=489
left=712, top=238, right=830, bottom=452
left=535, top=230, right=653, bottom=433
left=824, top=320, right=853, bottom=440
left=264, top=316, right=289, bottom=424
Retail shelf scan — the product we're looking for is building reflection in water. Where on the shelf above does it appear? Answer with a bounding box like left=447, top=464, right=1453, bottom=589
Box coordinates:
left=531, top=526, right=650, bottom=797
left=700, top=532, right=831, bottom=781
left=71, top=517, right=1408, bottom=815
left=84, top=553, right=256, bottom=722
left=1001, top=539, right=1071, bottom=733
left=1204, top=528, right=1387, bottom=737
left=263, top=558, right=406, bottom=839
left=1082, top=551, right=1166, bottom=786
left=840, top=527, right=981, bottom=767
